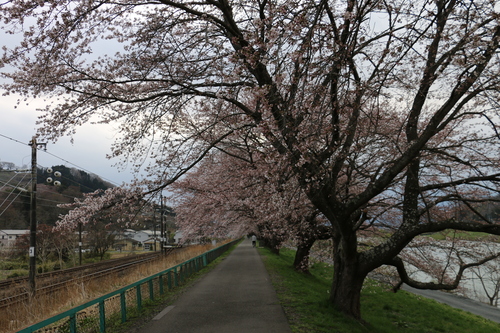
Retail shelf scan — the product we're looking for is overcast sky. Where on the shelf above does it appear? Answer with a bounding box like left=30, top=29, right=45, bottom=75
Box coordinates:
left=0, top=19, right=138, bottom=186
left=0, top=92, right=136, bottom=186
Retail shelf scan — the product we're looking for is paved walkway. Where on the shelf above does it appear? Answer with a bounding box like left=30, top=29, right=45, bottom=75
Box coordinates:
left=403, top=284, right=500, bottom=323
left=134, top=239, right=292, bottom=333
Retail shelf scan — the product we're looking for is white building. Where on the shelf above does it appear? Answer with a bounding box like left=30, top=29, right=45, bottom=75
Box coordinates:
left=123, top=229, right=151, bottom=243
left=0, top=229, right=29, bottom=249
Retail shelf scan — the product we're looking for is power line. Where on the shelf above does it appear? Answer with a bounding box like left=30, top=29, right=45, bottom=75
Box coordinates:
left=0, top=172, right=28, bottom=192
left=0, top=133, right=29, bottom=147
left=42, top=168, right=113, bottom=193
left=0, top=174, right=30, bottom=215
left=41, top=150, right=120, bottom=187
left=0, top=168, right=113, bottom=217
left=0, top=183, right=28, bottom=217
left=1, top=168, right=100, bottom=201
left=0, top=176, right=78, bottom=209
left=0, top=194, right=72, bottom=209
left=25, top=186, right=78, bottom=205
left=1, top=164, right=110, bottom=205
left=0, top=132, right=120, bottom=187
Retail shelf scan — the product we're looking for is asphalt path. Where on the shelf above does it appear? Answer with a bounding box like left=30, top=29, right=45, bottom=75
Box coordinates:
left=402, top=284, right=500, bottom=323
left=133, top=239, right=292, bottom=333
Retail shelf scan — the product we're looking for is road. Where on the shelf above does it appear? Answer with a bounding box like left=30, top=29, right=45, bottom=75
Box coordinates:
left=402, top=284, right=500, bottom=323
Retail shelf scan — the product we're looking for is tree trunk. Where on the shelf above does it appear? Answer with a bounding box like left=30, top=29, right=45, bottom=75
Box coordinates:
left=329, top=245, right=366, bottom=320
left=293, top=222, right=332, bottom=273
left=293, top=238, right=314, bottom=273
left=262, top=237, right=281, bottom=255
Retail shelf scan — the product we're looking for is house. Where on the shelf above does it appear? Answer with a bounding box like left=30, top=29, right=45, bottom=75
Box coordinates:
left=0, top=229, right=29, bottom=250
left=174, top=231, right=183, bottom=244
left=143, top=237, right=161, bottom=251
left=123, top=229, right=149, bottom=243
left=113, top=237, right=140, bottom=252
left=122, top=229, right=164, bottom=250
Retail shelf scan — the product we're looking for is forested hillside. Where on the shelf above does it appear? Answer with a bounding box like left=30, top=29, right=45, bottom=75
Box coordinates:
left=0, top=164, right=113, bottom=229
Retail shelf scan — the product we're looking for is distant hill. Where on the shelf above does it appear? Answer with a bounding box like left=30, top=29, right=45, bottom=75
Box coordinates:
left=37, top=165, right=114, bottom=193
left=0, top=164, right=113, bottom=229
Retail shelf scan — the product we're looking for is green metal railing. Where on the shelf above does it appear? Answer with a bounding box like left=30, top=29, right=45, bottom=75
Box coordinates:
left=18, top=239, right=240, bottom=333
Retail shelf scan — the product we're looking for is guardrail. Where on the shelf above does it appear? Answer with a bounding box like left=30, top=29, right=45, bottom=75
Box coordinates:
left=18, top=239, right=241, bottom=333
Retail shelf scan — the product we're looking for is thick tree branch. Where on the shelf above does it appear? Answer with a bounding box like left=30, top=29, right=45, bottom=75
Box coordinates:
left=388, top=253, right=500, bottom=292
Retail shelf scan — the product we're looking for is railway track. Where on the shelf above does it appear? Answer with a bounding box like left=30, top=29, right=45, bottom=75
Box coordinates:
left=0, top=248, right=179, bottom=308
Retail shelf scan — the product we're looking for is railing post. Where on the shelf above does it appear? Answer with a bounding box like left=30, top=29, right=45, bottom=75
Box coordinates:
left=120, top=292, right=127, bottom=323
left=168, top=270, right=172, bottom=290
left=99, top=301, right=106, bottom=333
left=137, top=284, right=142, bottom=310
left=159, top=274, right=164, bottom=294
left=149, top=279, right=154, bottom=300
left=69, top=313, right=77, bottom=333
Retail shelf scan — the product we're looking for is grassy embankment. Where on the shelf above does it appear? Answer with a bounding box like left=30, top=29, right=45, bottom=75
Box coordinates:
left=259, top=247, right=500, bottom=333
left=428, top=230, right=497, bottom=241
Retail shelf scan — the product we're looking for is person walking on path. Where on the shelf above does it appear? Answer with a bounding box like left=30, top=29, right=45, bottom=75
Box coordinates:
left=251, top=235, right=257, bottom=247
left=133, top=238, right=291, bottom=333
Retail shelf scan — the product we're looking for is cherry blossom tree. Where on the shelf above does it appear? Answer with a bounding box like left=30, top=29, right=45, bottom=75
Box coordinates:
left=56, top=187, right=145, bottom=230
left=469, top=257, right=500, bottom=306
left=1, top=0, right=500, bottom=320
left=171, top=149, right=331, bottom=271
left=392, top=235, right=500, bottom=291
left=171, top=151, right=290, bottom=246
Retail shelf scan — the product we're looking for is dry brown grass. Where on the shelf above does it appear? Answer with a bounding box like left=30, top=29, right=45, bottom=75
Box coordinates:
left=1, top=243, right=222, bottom=333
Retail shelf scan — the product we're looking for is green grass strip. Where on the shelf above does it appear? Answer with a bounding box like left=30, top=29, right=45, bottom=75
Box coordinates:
left=259, top=247, right=500, bottom=333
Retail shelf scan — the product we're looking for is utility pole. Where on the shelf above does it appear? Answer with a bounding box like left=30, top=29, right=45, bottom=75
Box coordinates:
left=160, top=192, right=165, bottom=254
left=28, top=136, right=46, bottom=296
left=79, top=222, right=83, bottom=265
left=153, top=223, right=157, bottom=252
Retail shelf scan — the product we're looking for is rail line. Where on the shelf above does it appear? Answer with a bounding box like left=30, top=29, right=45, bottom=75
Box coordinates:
left=0, top=248, right=179, bottom=309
